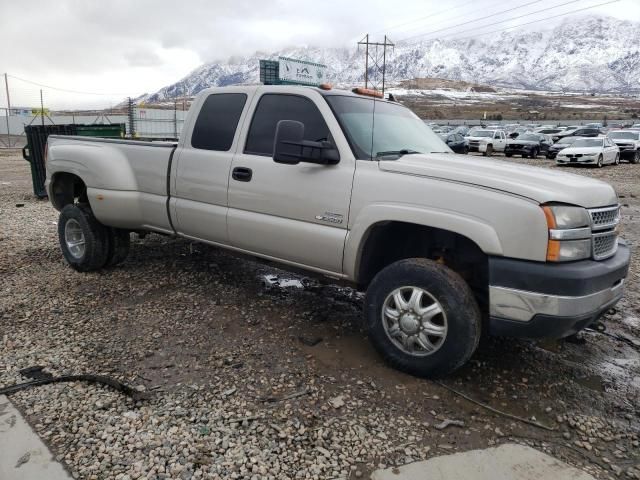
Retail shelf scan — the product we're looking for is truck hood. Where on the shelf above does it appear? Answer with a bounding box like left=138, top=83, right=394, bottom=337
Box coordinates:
left=377, top=153, right=618, bottom=208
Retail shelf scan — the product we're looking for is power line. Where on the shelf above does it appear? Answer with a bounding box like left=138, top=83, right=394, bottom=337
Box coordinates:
left=6, top=74, right=130, bottom=96
left=366, top=0, right=479, bottom=36
left=436, top=0, right=621, bottom=42
left=395, top=0, right=545, bottom=42
left=400, top=0, right=583, bottom=42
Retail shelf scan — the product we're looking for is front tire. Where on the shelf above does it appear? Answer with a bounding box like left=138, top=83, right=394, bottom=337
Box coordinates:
left=530, top=148, right=538, bottom=159
left=58, top=204, right=110, bottom=272
left=632, top=151, right=639, bottom=164
left=365, top=259, right=481, bottom=377
left=614, top=153, right=620, bottom=165
left=597, top=154, right=603, bottom=168
left=483, top=145, right=493, bottom=157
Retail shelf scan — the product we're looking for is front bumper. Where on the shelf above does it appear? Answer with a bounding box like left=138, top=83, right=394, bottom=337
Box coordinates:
left=617, top=148, right=637, bottom=160
left=488, top=242, right=630, bottom=338
left=556, top=156, right=598, bottom=165
left=505, top=146, right=533, bottom=155
left=467, top=142, right=487, bottom=153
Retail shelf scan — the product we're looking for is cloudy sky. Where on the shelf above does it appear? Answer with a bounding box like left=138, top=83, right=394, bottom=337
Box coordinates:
left=1, top=0, right=638, bottom=108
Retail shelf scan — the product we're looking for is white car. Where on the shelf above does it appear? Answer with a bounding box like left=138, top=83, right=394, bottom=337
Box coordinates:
left=466, top=129, right=507, bottom=156
left=556, top=136, right=620, bottom=167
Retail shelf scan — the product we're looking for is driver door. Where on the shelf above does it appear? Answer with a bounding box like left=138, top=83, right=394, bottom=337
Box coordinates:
left=226, top=88, right=355, bottom=274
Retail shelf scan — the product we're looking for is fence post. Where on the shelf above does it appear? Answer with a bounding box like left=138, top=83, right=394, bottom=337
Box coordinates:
left=4, top=73, right=11, bottom=147
left=127, top=97, right=136, bottom=138
left=173, top=99, right=178, bottom=139
left=40, top=89, right=45, bottom=126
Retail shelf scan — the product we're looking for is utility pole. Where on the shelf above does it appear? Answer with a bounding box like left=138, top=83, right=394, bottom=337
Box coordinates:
left=357, top=35, right=394, bottom=95
left=4, top=73, right=12, bottom=147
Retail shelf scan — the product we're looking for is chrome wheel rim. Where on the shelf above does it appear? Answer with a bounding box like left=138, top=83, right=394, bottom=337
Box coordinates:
left=64, top=218, right=86, bottom=259
left=382, top=286, right=448, bottom=357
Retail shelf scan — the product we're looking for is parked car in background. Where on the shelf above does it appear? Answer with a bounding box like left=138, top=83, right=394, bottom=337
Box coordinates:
left=571, top=127, right=604, bottom=137
left=556, top=127, right=580, bottom=139
left=546, top=136, right=580, bottom=159
left=451, top=125, right=470, bottom=136
left=608, top=130, right=640, bottom=163
left=556, top=136, right=620, bottom=167
left=586, top=123, right=603, bottom=129
left=505, top=133, right=553, bottom=158
left=466, top=129, right=507, bottom=156
left=534, top=127, right=564, bottom=135
left=630, top=124, right=640, bottom=130
left=509, top=127, right=530, bottom=139
left=439, top=133, right=468, bottom=154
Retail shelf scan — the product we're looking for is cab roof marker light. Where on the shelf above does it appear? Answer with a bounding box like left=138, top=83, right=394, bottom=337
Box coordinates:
left=352, top=87, right=383, bottom=99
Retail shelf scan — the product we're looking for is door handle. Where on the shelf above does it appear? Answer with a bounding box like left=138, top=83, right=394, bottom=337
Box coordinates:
left=232, top=167, right=252, bottom=182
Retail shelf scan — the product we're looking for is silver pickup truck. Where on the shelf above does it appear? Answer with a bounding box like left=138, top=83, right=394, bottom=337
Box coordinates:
left=45, top=85, right=630, bottom=377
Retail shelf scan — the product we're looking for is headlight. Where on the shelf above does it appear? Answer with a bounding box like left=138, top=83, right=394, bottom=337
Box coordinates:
left=542, top=205, right=591, bottom=261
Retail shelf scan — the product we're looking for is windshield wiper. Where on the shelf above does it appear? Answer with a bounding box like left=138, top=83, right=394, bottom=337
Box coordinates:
left=375, top=149, right=422, bottom=159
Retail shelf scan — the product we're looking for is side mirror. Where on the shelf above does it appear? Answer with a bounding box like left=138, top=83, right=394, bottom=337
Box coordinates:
left=273, top=120, right=339, bottom=165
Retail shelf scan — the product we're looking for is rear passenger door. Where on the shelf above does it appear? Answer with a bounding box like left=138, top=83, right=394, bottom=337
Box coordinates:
left=172, top=89, right=253, bottom=243
left=226, top=88, right=355, bottom=274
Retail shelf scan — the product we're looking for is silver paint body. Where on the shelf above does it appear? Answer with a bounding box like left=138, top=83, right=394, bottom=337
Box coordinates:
left=45, top=85, right=623, bottom=327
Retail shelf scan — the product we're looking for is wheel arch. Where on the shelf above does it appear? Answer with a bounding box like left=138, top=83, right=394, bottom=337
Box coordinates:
left=50, top=171, right=88, bottom=211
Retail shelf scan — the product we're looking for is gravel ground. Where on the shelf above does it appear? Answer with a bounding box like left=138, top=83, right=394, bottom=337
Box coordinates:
left=1, top=149, right=639, bottom=480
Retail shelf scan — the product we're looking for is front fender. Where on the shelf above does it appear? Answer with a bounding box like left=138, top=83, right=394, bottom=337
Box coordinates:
left=343, top=203, right=503, bottom=281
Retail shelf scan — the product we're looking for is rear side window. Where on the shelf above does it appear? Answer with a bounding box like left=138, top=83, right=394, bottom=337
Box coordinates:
left=191, top=93, right=247, bottom=151
left=245, top=94, right=330, bottom=156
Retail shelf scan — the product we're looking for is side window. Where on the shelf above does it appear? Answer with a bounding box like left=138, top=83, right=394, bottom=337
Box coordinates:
left=245, top=94, right=330, bottom=156
left=191, top=93, right=247, bottom=151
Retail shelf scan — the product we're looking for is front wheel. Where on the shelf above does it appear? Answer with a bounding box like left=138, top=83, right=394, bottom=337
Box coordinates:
left=58, top=204, right=110, bottom=272
left=365, top=259, right=481, bottom=377
left=505, top=152, right=513, bottom=157
left=614, top=153, right=620, bottom=165
left=483, top=145, right=494, bottom=157
left=597, top=154, right=603, bottom=168
left=530, top=148, right=538, bottom=159
left=632, top=151, right=639, bottom=164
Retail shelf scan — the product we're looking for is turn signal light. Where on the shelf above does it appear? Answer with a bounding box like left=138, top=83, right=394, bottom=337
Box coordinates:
left=546, top=239, right=561, bottom=261
left=352, top=87, right=383, bottom=98
left=542, top=206, right=557, bottom=229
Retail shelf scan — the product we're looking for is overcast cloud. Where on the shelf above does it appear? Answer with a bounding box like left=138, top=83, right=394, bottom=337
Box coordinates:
left=1, top=0, right=638, bottom=108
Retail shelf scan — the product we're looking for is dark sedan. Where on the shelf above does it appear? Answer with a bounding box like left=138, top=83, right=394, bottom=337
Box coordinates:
left=546, top=136, right=580, bottom=159
left=504, top=133, right=552, bottom=158
left=440, top=133, right=469, bottom=154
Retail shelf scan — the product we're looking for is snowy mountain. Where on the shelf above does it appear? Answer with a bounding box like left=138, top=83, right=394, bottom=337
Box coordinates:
left=147, top=15, right=640, bottom=102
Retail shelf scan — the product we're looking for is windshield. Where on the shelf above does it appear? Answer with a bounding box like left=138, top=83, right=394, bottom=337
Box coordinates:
left=518, top=134, right=540, bottom=141
left=609, top=131, right=639, bottom=140
left=572, top=138, right=603, bottom=148
left=326, top=95, right=449, bottom=159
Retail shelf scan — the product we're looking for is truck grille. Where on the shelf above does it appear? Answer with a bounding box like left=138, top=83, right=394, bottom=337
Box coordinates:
left=589, top=206, right=620, bottom=230
left=588, top=206, right=620, bottom=260
left=592, top=231, right=618, bottom=260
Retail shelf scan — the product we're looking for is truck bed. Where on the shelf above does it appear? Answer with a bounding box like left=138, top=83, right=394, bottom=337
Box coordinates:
left=46, top=135, right=178, bottom=233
